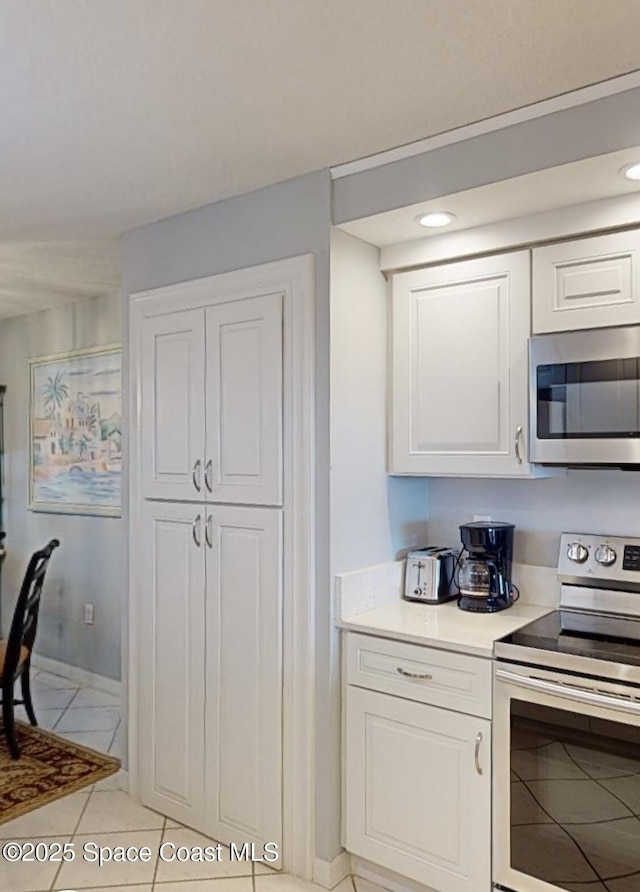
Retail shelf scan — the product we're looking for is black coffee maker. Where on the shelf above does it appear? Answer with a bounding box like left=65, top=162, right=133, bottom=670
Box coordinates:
left=457, top=521, right=516, bottom=612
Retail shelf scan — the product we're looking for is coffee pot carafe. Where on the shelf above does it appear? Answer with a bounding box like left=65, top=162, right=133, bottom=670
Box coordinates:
left=456, top=521, right=516, bottom=612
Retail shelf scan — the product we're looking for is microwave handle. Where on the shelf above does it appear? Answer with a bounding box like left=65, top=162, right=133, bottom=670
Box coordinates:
left=496, top=668, right=640, bottom=716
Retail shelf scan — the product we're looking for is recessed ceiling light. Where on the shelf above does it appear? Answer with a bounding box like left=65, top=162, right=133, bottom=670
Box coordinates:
left=620, top=162, right=640, bottom=181
left=417, top=211, right=456, bottom=228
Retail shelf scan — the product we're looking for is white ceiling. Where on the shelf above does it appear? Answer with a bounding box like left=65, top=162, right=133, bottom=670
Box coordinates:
left=340, top=146, right=640, bottom=247
left=3, top=0, right=640, bottom=241
left=0, top=241, right=121, bottom=320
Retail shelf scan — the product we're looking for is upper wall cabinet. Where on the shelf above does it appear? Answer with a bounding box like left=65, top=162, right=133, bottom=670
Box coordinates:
left=141, top=309, right=207, bottom=502
left=141, top=293, right=283, bottom=504
left=533, top=229, right=640, bottom=333
left=390, top=251, right=535, bottom=477
left=205, top=294, right=283, bottom=505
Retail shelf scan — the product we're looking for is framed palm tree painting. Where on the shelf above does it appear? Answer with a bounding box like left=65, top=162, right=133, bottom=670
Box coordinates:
left=28, top=345, right=122, bottom=516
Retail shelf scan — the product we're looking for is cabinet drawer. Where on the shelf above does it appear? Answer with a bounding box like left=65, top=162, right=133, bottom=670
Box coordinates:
left=346, top=632, right=491, bottom=718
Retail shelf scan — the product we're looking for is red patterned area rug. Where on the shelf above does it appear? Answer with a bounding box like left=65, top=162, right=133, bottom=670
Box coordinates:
left=0, top=721, right=120, bottom=824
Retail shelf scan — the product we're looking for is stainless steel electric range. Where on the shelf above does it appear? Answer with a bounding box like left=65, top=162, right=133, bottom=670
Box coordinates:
left=493, top=532, right=640, bottom=892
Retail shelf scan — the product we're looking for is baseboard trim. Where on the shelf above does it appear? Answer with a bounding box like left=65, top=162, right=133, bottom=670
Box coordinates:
left=32, top=655, right=121, bottom=698
left=313, top=852, right=352, bottom=888
left=351, top=856, right=437, bottom=892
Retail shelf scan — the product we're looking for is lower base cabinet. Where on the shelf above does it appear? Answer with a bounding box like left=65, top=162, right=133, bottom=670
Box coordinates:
left=346, top=685, right=491, bottom=892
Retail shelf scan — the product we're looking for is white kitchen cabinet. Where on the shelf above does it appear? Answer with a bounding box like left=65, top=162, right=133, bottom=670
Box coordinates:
left=346, top=685, right=491, bottom=892
left=138, top=500, right=207, bottom=828
left=138, top=500, right=283, bottom=853
left=140, top=309, right=206, bottom=501
left=533, top=229, right=640, bottom=333
left=205, top=294, right=283, bottom=505
left=390, top=251, right=534, bottom=476
left=140, top=292, right=283, bottom=504
left=205, top=505, right=283, bottom=849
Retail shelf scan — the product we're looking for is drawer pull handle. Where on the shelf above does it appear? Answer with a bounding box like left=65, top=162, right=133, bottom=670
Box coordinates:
left=396, top=667, right=433, bottom=680
left=475, top=732, right=483, bottom=775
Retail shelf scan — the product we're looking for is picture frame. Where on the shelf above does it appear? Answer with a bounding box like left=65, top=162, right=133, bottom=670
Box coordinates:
left=28, top=344, right=122, bottom=516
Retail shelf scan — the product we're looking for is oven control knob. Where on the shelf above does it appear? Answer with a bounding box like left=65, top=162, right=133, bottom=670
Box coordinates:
left=567, top=542, right=589, bottom=563
left=595, top=544, right=617, bottom=567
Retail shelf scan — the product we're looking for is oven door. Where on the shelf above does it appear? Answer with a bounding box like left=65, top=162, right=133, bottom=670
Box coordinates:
left=529, top=326, right=640, bottom=465
left=494, top=662, right=640, bottom=892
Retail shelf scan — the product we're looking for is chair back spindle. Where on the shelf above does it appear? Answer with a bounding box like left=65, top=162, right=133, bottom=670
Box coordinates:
left=3, top=539, right=60, bottom=677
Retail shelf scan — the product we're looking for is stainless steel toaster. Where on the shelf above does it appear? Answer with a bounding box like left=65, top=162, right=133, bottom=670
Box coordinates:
left=404, top=547, right=459, bottom=603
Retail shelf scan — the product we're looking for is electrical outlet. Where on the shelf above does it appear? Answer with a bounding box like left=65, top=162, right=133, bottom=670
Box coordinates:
left=473, top=514, right=491, bottom=522
left=84, top=604, right=95, bottom=625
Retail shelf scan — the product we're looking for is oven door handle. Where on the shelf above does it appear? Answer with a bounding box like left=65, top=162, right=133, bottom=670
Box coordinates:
left=496, top=668, right=640, bottom=716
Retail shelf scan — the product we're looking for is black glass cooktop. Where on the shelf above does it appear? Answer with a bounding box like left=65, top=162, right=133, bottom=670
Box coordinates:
left=499, top=610, right=640, bottom=668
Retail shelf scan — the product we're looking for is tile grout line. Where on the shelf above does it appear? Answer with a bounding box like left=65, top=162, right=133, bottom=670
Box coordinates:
left=32, top=673, right=122, bottom=752
left=54, top=708, right=121, bottom=751
left=40, top=681, right=82, bottom=733
left=50, top=692, right=77, bottom=732
left=150, top=815, right=168, bottom=890
left=66, top=685, right=83, bottom=708
left=48, top=781, right=93, bottom=891
left=105, top=718, right=121, bottom=755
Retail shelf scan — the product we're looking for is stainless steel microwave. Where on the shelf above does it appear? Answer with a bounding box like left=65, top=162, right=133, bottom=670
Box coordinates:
left=530, top=325, right=640, bottom=467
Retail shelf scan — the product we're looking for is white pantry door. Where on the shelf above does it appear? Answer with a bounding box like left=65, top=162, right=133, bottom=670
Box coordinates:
left=139, top=500, right=206, bottom=829
left=140, top=309, right=206, bottom=501
left=204, top=505, right=283, bottom=856
left=205, top=293, right=283, bottom=505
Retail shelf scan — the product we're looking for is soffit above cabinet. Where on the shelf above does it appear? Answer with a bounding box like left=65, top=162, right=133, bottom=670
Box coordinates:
left=380, top=192, right=640, bottom=273
left=336, top=144, right=640, bottom=273
left=332, top=80, right=640, bottom=226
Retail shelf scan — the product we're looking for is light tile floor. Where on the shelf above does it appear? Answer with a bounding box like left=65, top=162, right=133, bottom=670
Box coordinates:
left=0, top=783, right=355, bottom=892
left=3, top=668, right=353, bottom=892
left=15, top=667, right=123, bottom=759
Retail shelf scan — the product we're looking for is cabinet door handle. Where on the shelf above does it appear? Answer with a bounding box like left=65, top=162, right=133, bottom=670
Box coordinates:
left=192, top=514, right=202, bottom=547
left=474, top=732, right=483, bottom=775
left=205, top=514, right=213, bottom=549
left=192, top=459, right=202, bottom=492
left=396, top=667, right=433, bottom=680
left=205, top=459, right=213, bottom=493
left=514, top=426, right=523, bottom=465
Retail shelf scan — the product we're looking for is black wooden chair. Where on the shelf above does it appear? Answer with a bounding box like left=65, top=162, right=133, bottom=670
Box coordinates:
left=0, top=539, right=60, bottom=758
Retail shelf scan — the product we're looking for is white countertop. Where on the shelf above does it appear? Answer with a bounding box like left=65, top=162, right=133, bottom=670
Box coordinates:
left=336, top=598, right=552, bottom=658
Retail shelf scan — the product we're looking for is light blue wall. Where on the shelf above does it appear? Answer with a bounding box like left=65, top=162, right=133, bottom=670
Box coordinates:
left=428, top=471, right=640, bottom=569
left=330, top=228, right=428, bottom=575
left=0, top=294, right=123, bottom=681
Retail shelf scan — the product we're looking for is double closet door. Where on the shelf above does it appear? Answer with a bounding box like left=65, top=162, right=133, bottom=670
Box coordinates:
left=137, top=290, right=284, bottom=852
left=140, top=291, right=283, bottom=506
left=139, top=501, right=282, bottom=847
